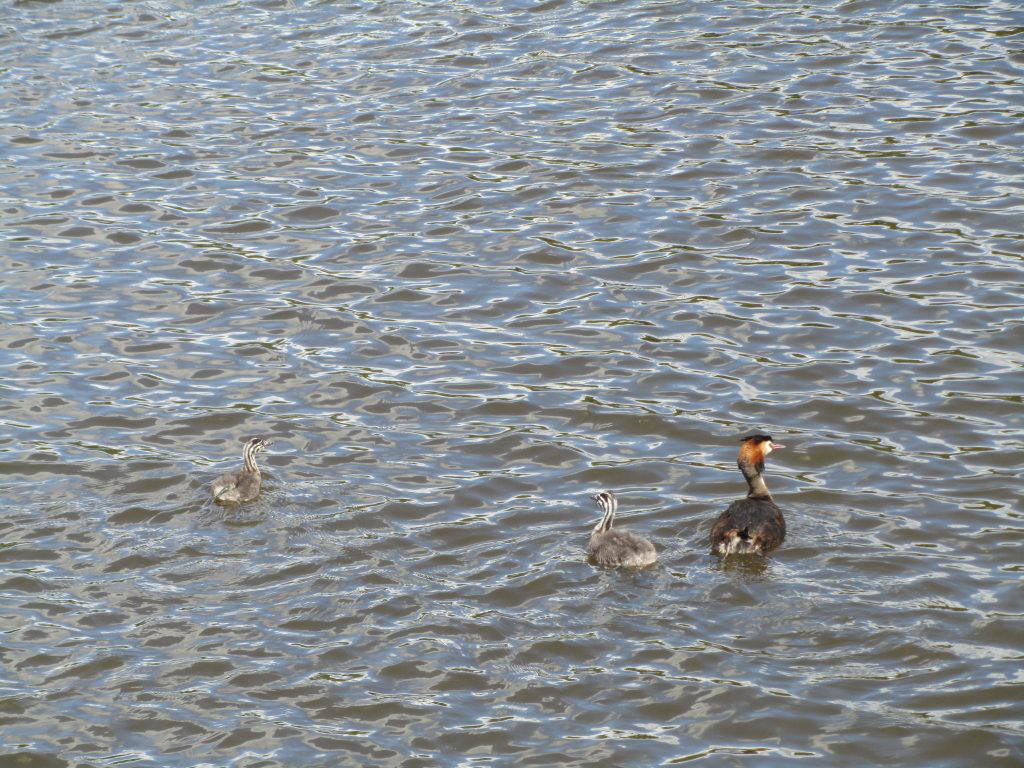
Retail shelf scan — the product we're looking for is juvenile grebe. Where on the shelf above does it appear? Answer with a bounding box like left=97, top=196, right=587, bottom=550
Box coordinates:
left=588, top=490, right=657, bottom=568
left=211, top=437, right=270, bottom=503
left=710, top=434, right=785, bottom=556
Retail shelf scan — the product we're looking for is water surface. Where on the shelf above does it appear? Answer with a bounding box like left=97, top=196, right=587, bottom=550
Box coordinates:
left=1, top=1, right=1023, bottom=766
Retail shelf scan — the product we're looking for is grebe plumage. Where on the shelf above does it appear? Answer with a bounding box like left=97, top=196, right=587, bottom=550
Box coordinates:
left=588, top=490, right=657, bottom=568
left=710, top=434, right=785, bottom=556
left=211, top=437, right=270, bottom=503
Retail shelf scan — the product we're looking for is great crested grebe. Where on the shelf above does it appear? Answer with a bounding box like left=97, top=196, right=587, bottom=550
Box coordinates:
left=711, top=434, right=785, bottom=556
left=211, top=437, right=270, bottom=503
left=588, top=490, right=657, bottom=568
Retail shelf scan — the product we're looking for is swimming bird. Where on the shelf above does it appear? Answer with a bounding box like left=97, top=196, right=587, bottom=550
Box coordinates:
left=710, top=434, right=785, bottom=556
left=588, top=490, right=657, bottom=568
left=211, top=437, right=270, bottom=503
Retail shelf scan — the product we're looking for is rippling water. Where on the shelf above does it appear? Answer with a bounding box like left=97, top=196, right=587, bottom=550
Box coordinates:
left=2, top=1, right=1022, bottom=766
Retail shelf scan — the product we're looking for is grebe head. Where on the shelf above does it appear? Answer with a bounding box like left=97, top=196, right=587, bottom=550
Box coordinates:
left=247, top=436, right=271, bottom=453
left=739, top=433, right=782, bottom=462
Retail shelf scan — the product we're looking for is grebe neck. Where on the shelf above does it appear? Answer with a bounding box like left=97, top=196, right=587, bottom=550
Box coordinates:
left=594, top=491, right=617, bottom=533
left=243, top=443, right=261, bottom=474
left=739, top=460, right=771, bottom=499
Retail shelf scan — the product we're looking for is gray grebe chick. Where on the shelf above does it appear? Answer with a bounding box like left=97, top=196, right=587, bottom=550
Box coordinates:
left=211, top=437, right=270, bottom=503
left=710, top=434, right=785, bottom=556
left=588, top=491, right=657, bottom=568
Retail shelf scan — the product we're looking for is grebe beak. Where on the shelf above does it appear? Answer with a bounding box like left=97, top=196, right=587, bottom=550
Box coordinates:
left=770, top=441, right=784, bottom=449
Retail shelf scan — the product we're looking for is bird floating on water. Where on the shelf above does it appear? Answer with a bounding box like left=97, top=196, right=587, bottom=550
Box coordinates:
left=588, top=490, right=657, bottom=568
left=211, top=437, right=270, bottom=504
left=710, top=434, right=785, bottom=556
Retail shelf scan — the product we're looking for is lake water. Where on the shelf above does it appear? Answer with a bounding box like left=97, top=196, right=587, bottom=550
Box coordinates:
left=1, top=1, right=1022, bottom=766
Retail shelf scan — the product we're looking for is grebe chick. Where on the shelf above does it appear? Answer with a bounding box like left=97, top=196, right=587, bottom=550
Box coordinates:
left=588, top=491, right=657, bottom=568
left=710, top=434, right=785, bottom=556
left=211, top=437, right=270, bottom=503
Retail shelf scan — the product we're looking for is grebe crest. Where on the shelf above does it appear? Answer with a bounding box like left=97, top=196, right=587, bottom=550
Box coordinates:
left=710, top=434, right=786, bottom=556
left=211, top=436, right=271, bottom=504
left=587, top=490, right=657, bottom=568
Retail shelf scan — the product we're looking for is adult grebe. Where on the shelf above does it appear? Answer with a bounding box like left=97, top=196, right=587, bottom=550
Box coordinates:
left=710, top=434, right=785, bottom=556
left=588, top=490, right=657, bottom=568
left=211, top=437, right=270, bottom=503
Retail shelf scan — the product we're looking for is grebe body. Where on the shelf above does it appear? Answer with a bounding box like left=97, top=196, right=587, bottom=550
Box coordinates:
left=212, top=437, right=270, bottom=503
left=588, top=491, right=657, bottom=568
left=711, top=434, right=785, bottom=556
